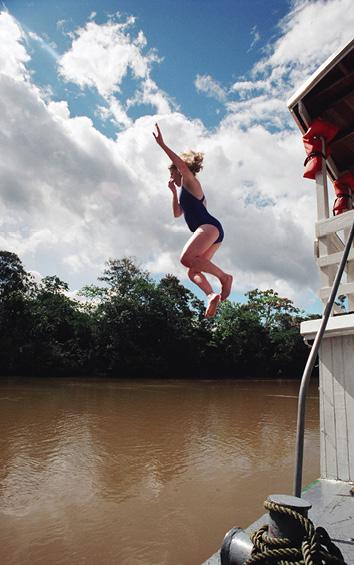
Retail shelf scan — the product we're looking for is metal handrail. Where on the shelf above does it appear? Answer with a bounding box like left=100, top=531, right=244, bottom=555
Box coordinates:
left=294, top=218, right=354, bottom=497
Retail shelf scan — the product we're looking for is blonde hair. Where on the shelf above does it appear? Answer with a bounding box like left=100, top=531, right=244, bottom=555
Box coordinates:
left=180, top=150, right=204, bottom=175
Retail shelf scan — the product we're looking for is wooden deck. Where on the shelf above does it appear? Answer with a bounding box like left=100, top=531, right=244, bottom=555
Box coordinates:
left=202, top=479, right=354, bottom=564
left=303, top=479, right=354, bottom=562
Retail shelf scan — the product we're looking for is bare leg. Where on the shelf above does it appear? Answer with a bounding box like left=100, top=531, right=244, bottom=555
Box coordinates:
left=187, top=241, right=219, bottom=291
left=189, top=249, right=233, bottom=301
left=181, top=225, right=233, bottom=301
left=205, top=293, right=221, bottom=317
left=188, top=268, right=213, bottom=295
left=188, top=251, right=220, bottom=317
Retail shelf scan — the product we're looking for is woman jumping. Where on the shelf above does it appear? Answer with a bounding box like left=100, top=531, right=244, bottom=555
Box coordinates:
left=153, top=123, right=233, bottom=317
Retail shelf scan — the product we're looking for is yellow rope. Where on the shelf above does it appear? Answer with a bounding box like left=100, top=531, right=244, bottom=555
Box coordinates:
left=243, top=500, right=347, bottom=565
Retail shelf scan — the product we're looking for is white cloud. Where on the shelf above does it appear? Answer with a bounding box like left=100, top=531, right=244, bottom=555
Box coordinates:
left=58, top=16, right=172, bottom=125
left=225, top=96, right=288, bottom=128
left=0, top=11, right=30, bottom=80
left=47, top=100, right=71, bottom=120
left=248, top=25, right=261, bottom=51
left=230, top=79, right=268, bottom=98
left=262, top=0, right=354, bottom=70
left=127, top=77, right=173, bottom=115
left=2, top=4, right=352, bottom=312
left=198, top=0, right=354, bottom=132
left=56, top=19, right=66, bottom=30
left=97, top=97, right=132, bottom=129
left=195, top=74, right=227, bottom=102
left=145, top=251, right=176, bottom=277
left=59, top=20, right=142, bottom=95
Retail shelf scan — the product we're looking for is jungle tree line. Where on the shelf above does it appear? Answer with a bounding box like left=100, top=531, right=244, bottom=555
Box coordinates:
left=0, top=250, right=316, bottom=379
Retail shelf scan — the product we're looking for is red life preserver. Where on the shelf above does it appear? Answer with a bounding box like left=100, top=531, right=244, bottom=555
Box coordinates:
left=333, top=172, right=354, bottom=215
left=302, top=118, right=339, bottom=180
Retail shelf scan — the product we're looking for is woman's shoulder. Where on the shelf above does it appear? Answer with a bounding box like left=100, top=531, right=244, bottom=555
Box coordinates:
left=182, top=177, right=204, bottom=199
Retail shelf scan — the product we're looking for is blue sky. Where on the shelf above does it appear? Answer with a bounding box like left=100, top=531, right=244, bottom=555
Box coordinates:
left=8, top=0, right=290, bottom=130
left=1, top=0, right=354, bottom=313
left=8, top=0, right=291, bottom=134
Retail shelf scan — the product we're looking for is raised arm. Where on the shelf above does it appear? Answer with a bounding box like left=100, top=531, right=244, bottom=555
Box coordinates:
left=153, top=124, right=200, bottom=192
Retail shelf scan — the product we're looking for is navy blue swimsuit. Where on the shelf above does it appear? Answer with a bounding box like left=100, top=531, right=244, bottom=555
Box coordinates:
left=179, top=187, right=224, bottom=244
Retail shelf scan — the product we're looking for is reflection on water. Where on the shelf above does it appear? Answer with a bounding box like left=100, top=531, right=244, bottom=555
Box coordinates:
left=0, top=378, right=319, bottom=565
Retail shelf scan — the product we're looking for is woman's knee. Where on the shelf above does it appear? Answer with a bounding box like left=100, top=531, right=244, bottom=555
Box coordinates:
left=181, top=252, right=203, bottom=268
left=183, top=253, right=204, bottom=270
left=180, top=252, right=193, bottom=268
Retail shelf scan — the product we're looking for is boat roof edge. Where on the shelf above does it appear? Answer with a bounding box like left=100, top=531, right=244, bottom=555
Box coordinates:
left=287, top=37, right=354, bottom=110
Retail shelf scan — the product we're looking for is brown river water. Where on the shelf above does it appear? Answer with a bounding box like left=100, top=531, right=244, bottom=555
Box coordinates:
left=0, top=377, right=319, bottom=565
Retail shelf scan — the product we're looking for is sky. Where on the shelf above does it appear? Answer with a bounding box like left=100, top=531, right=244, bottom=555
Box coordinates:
left=0, top=0, right=353, bottom=313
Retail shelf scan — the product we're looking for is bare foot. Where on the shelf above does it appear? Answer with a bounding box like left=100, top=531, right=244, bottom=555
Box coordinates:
left=220, top=274, right=233, bottom=301
left=205, top=293, right=221, bottom=318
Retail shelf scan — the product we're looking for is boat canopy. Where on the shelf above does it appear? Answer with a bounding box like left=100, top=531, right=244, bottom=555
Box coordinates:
left=288, top=37, right=354, bottom=181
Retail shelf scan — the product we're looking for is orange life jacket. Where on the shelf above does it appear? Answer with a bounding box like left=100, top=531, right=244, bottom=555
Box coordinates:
left=333, top=172, right=354, bottom=215
left=302, top=118, right=339, bottom=180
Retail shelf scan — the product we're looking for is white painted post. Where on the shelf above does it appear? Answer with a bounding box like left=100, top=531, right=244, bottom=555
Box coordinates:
left=315, top=172, right=329, bottom=221
left=300, top=317, right=354, bottom=482
left=315, top=138, right=332, bottom=307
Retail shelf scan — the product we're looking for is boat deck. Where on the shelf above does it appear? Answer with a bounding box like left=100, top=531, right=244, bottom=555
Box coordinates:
left=202, top=479, right=354, bottom=564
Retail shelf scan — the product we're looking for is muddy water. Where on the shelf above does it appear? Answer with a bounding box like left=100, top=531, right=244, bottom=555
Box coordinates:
left=0, top=378, right=319, bottom=565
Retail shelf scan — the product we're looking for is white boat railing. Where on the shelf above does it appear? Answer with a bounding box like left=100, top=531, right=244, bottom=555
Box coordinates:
left=294, top=216, right=354, bottom=497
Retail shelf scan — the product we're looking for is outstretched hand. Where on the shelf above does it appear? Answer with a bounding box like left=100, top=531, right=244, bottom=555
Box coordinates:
left=152, top=123, right=164, bottom=146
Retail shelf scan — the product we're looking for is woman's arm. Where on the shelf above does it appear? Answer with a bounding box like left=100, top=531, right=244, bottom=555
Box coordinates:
left=168, top=180, right=183, bottom=218
left=153, top=124, right=200, bottom=193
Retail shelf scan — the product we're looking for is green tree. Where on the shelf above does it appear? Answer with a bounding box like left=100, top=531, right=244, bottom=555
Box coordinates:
left=0, top=249, right=312, bottom=380
left=157, top=274, right=208, bottom=375
left=91, top=260, right=209, bottom=377
left=98, top=257, right=150, bottom=298
left=244, top=288, right=309, bottom=378
left=0, top=251, right=35, bottom=373
left=28, top=275, right=93, bottom=375
left=40, top=275, right=69, bottom=294
left=210, top=301, right=270, bottom=377
left=0, top=250, right=32, bottom=296
left=245, top=288, right=302, bottom=329
left=91, top=257, right=159, bottom=375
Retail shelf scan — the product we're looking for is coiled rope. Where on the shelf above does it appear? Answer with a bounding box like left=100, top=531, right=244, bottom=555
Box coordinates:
left=244, top=499, right=347, bottom=564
